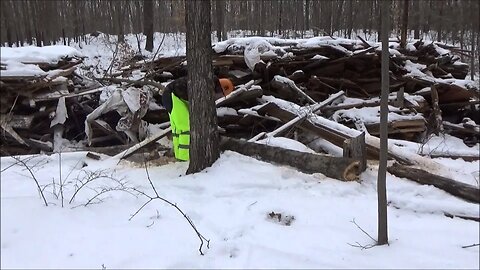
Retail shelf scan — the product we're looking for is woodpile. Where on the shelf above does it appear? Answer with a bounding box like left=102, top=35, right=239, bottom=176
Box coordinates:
left=1, top=37, right=479, bottom=163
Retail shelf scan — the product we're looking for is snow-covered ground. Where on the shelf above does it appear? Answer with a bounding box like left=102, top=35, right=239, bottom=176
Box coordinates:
left=1, top=136, right=479, bottom=269
left=1, top=32, right=479, bottom=269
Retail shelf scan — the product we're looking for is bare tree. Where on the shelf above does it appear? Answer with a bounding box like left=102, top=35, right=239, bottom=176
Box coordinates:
left=185, top=0, right=220, bottom=174
left=378, top=0, right=390, bottom=246
left=400, top=0, right=409, bottom=48
left=144, top=0, right=154, bottom=52
left=215, top=0, right=226, bottom=41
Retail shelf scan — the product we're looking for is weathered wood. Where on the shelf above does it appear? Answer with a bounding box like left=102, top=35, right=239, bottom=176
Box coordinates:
left=86, top=152, right=101, bottom=160
left=443, top=121, right=480, bottom=136
left=98, top=77, right=165, bottom=91
left=387, top=162, right=480, bottom=203
left=114, top=127, right=171, bottom=159
left=220, top=136, right=361, bottom=181
left=365, top=119, right=426, bottom=135
left=249, top=91, right=344, bottom=142
left=394, top=87, right=405, bottom=108
left=256, top=102, right=413, bottom=165
left=215, top=80, right=263, bottom=107
left=271, top=75, right=317, bottom=104
left=429, top=84, right=443, bottom=135
left=0, top=115, right=28, bottom=145
left=428, top=153, right=480, bottom=162
left=0, top=114, right=34, bottom=129
left=343, top=132, right=367, bottom=172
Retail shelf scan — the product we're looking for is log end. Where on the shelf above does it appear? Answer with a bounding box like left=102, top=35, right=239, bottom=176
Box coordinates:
left=342, top=160, right=361, bottom=181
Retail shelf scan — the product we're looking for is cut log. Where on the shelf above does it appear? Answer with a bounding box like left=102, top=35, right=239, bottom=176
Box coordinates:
left=220, top=136, right=361, bottom=181
left=343, top=132, right=367, bottom=172
left=387, top=162, right=480, bottom=204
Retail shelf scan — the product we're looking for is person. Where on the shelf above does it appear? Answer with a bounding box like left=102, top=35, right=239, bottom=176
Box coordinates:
left=161, top=76, right=234, bottom=161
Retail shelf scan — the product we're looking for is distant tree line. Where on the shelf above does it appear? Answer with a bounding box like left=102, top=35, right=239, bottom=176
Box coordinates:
left=0, top=0, right=478, bottom=54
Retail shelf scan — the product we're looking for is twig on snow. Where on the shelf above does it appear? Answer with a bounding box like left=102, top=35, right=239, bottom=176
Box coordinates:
left=130, top=156, right=210, bottom=255
left=462, top=243, right=479, bottom=248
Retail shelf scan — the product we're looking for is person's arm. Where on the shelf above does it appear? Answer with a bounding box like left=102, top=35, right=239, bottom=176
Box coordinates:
left=162, top=83, right=173, bottom=113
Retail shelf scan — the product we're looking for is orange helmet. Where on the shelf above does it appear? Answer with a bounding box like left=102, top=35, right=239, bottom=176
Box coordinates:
left=219, top=78, right=234, bottom=96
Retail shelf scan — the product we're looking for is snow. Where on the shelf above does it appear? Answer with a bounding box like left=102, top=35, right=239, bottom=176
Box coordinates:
left=433, top=43, right=451, bottom=56
left=311, top=54, right=329, bottom=60
left=216, top=107, right=238, bottom=117
left=1, top=32, right=479, bottom=269
left=332, top=105, right=424, bottom=124
left=0, top=45, right=83, bottom=64
left=0, top=60, right=47, bottom=77
left=256, top=137, right=316, bottom=154
left=1, top=147, right=479, bottom=269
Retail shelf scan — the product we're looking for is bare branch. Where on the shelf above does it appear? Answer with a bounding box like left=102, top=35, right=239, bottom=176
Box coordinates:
left=462, top=243, right=479, bottom=248
left=10, top=156, right=48, bottom=206
left=129, top=156, right=210, bottom=255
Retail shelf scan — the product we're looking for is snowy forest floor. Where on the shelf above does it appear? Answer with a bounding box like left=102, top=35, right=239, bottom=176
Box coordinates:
left=1, top=32, right=479, bottom=269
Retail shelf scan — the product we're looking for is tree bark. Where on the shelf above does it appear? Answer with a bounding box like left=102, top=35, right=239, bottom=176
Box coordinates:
left=216, top=0, right=225, bottom=41
left=220, top=137, right=360, bottom=181
left=413, top=0, right=420, bottom=39
left=1, top=0, right=13, bottom=47
left=400, top=0, right=409, bottom=48
left=305, top=0, right=310, bottom=33
left=185, top=0, right=220, bottom=174
left=346, top=0, right=353, bottom=39
left=144, top=0, right=154, bottom=52
left=378, top=0, right=390, bottom=246
left=388, top=163, right=480, bottom=204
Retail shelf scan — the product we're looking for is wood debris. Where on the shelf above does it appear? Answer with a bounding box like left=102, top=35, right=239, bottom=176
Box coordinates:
left=1, top=37, right=478, bottom=171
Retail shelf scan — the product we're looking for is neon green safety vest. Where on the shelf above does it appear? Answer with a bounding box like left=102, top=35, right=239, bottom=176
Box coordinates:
left=169, top=93, right=190, bottom=161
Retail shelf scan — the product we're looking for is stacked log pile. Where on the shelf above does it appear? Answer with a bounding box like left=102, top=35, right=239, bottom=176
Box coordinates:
left=1, top=37, right=479, bottom=159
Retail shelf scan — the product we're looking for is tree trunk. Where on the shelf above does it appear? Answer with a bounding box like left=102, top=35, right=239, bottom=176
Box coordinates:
left=388, top=163, right=480, bottom=204
left=437, top=1, right=444, bottom=42
left=220, top=137, right=361, bottom=181
left=278, top=0, right=283, bottom=36
left=305, top=0, right=310, bottom=33
left=413, top=0, right=420, bottom=39
left=1, top=0, right=13, bottom=47
left=216, top=0, right=225, bottom=41
left=400, top=0, right=409, bottom=48
left=22, top=0, right=33, bottom=45
left=346, top=0, right=353, bottom=39
left=260, top=0, right=266, bottom=36
left=378, top=0, right=390, bottom=246
left=185, top=0, right=220, bottom=174
left=117, top=1, right=125, bottom=43
left=144, top=0, right=154, bottom=52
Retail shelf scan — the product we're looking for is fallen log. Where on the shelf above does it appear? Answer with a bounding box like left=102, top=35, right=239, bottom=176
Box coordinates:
left=220, top=136, right=361, bottom=181
left=387, top=162, right=480, bottom=203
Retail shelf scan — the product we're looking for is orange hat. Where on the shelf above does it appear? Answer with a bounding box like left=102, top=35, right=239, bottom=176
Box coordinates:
left=219, top=78, right=234, bottom=96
